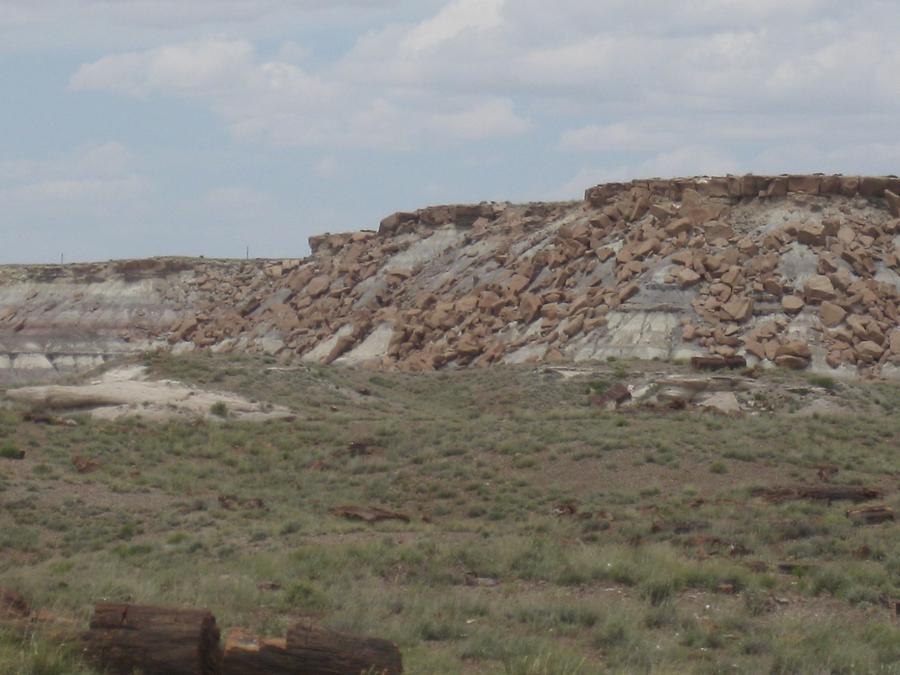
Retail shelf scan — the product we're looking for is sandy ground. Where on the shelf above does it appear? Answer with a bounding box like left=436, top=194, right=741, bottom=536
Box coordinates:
left=3, top=365, right=295, bottom=422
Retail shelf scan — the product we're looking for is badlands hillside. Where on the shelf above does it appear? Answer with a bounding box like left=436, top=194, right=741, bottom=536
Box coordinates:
left=1, top=174, right=899, bottom=384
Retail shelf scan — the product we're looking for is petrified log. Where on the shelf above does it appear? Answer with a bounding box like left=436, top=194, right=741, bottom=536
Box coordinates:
left=846, top=505, right=895, bottom=525
left=754, top=485, right=883, bottom=503
left=330, top=506, right=410, bottom=523
left=220, top=630, right=301, bottom=675
left=81, top=604, right=221, bottom=675
left=221, top=623, right=403, bottom=675
left=691, top=356, right=747, bottom=371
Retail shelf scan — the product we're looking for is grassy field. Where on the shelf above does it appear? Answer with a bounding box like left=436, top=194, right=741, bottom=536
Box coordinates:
left=0, top=352, right=899, bottom=673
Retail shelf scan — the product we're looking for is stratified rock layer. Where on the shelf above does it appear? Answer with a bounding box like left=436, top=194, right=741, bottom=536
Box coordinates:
left=1, top=175, right=899, bottom=382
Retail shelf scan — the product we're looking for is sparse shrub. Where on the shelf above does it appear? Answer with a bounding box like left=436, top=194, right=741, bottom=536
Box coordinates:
left=807, top=374, right=838, bottom=391
left=587, top=380, right=610, bottom=396
left=0, top=442, right=24, bottom=460
left=710, top=461, right=728, bottom=474
left=283, top=581, right=328, bottom=611
left=210, top=401, right=229, bottom=418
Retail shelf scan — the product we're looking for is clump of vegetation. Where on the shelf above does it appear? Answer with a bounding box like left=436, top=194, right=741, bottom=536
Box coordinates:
left=807, top=374, right=839, bottom=391
left=210, top=401, right=229, bottom=418
left=710, top=461, right=728, bottom=474
left=0, top=442, right=24, bottom=460
left=586, top=380, right=610, bottom=396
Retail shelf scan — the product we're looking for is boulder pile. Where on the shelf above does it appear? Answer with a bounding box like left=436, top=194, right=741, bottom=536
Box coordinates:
left=1, top=175, right=899, bottom=378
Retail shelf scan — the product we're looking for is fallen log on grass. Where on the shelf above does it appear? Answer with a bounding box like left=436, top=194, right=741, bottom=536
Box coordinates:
left=753, top=485, right=883, bottom=503
left=331, top=505, right=410, bottom=523
left=221, top=622, right=403, bottom=674
left=80, top=604, right=221, bottom=675
left=846, top=505, right=895, bottom=525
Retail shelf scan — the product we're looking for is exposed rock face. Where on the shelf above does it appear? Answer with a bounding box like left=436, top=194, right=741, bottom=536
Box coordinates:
left=1, top=175, right=899, bottom=382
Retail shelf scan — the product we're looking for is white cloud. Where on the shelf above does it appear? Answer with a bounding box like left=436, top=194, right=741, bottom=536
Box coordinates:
left=202, top=186, right=273, bottom=212
left=0, top=1, right=396, bottom=29
left=314, top=156, right=340, bottom=178
left=71, top=35, right=531, bottom=149
left=70, top=40, right=260, bottom=97
left=402, top=0, right=504, bottom=53
left=429, top=98, right=531, bottom=140
left=560, top=123, right=663, bottom=152
left=0, top=142, right=150, bottom=216
left=0, top=141, right=132, bottom=181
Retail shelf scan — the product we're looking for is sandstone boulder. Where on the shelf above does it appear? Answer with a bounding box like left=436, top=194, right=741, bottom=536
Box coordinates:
left=797, top=223, right=826, bottom=247
left=723, top=296, right=753, bottom=323
left=803, top=275, right=837, bottom=303
left=819, top=301, right=846, bottom=328
left=782, top=295, right=805, bottom=313
left=665, top=218, right=692, bottom=237
left=856, top=341, right=884, bottom=361
left=777, top=341, right=812, bottom=360
left=307, top=275, right=331, bottom=298
left=676, top=269, right=701, bottom=288
left=886, top=189, right=900, bottom=218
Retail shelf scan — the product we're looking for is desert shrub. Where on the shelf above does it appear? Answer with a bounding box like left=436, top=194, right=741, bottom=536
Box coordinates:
left=0, top=442, right=24, bottom=460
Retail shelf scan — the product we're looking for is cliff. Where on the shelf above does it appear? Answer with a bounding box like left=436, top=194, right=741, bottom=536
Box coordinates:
left=1, top=175, right=898, bottom=383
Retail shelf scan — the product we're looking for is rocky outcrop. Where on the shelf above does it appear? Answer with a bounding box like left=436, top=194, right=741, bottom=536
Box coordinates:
left=1, top=175, right=898, bottom=382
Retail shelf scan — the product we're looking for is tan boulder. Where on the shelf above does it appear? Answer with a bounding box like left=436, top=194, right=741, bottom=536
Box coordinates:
left=826, top=350, right=843, bottom=369
left=324, top=334, right=358, bottom=365
left=519, top=293, right=542, bottom=323
left=788, top=175, right=820, bottom=194
left=650, top=203, right=677, bottom=219
left=720, top=266, right=741, bottom=286
left=676, top=268, right=702, bottom=288
left=744, top=339, right=766, bottom=360
left=890, top=330, right=900, bottom=355
left=829, top=268, right=853, bottom=291
left=775, top=355, right=809, bottom=370
left=540, top=302, right=563, bottom=321
left=618, top=284, right=640, bottom=303
left=847, top=314, right=869, bottom=339
left=763, top=277, right=783, bottom=297
left=722, top=296, right=753, bottom=323
left=633, top=238, right=661, bottom=259
left=704, top=221, right=735, bottom=242
left=803, top=275, right=837, bottom=303
left=307, top=274, right=331, bottom=298
left=777, top=341, right=812, bottom=360
left=454, top=336, right=483, bottom=358
left=886, top=189, right=900, bottom=217
left=837, top=226, right=856, bottom=244
left=819, top=301, right=846, bottom=328
left=455, top=295, right=479, bottom=313
left=797, top=223, right=826, bottom=246
left=505, top=274, right=531, bottom=296
left=562, top=316, right=584, bottom=337
left=856, top=341, right=884, bottom=361
left=664, top=218, right=692, bottom=237
left=596, top=247, right=615, bottom=262
left=817, top=254, right=839, bottom=275
left=781, top=295, right=805, bottom=313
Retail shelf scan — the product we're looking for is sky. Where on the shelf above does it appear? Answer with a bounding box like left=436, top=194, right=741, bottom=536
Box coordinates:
left=2, top=0, right=900, bottom=263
